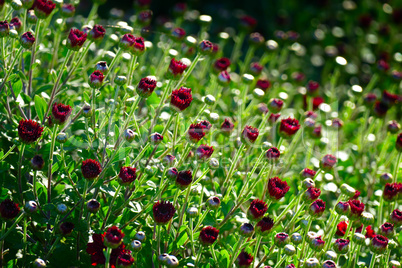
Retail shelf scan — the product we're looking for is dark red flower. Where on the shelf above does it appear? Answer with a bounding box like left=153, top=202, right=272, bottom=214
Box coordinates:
left=382, top=90, right=400, bottom=106
left=307, top=80, right=320, bottom=96
left=379, top=222, right=394, bottom=238
left=10, top=17, right=22, bottom=32
left=247, top=199, right=268, bottom=220
left=199, top=120, right=212, bottom=132
left=60, top=4, right=75, bottom=18
left=310, top=125, right=322, bottom=139
left=150, top=132, right=163, bottom=144
left=364, top=225, right=376, bottom=239
left=117, top=249, right=135, bottom=267
left=131, top=36, right=145, bottom=55
left=309, top=199, right=325, bottom=217
left=333, top=239, right=349, bottom=254
left=241, top=125, right=259, bottom=144
left=217, top=70, right=231, bottom=86
left=268, top=113, right=280, bottom=123
left=239, top=15, right=257, bottom=30
left=268, top=98, right=283, bottom=113
left=383, top=183, right=399, bottom=201
left=119, top=34, right=136, bottom=51
left=279, top=117, right=300, bottom=138
left=214, top=57, right=231, bottom=73
left=87, top=199, right=101, bottom=213
left=59, top=221, right=74, bottom=236
left=81, top=159, right=102, bottom=180
left=300, top=168, right=316, bottom=179
left=33, top=0, right=56, bottom=19
left=198, top=40, right=214, bottom=54
left=348, top=200, right=364, bottom=219
left=137, top=10, right=152, bottom=26
left=89, top=70, right=105, bottom=88
left=320, top=154, right=337, bottom=171
left=373, top=101, right=389, bottom=117
left=196, top=144, right=214, bottom=161
left=0, top=199, right=20, bottom=220
left=20, top=31, right=35, bottom=49
left=265, top=147, right=280, bottom=161
left=153, top=200, right=175, bottom=225
left=31, top=155, right=44, bottom=170
left=250, top=62, right=263, bottom=76
left=255, top=216, right=274, bottom=235
left=137, top=77, right=157, bottom=98
left=86, top=233, right=124, bottom=267
left=175, top=170, right=192, bottom=190
left=0, top=21, right=9, bottom=38
left=88, top=25, right=106, bottom=42
left=387, top=120, right=401, bottom=134
left=267, top=177, right=290, bottom=201
left=167, top=58, right=187, bottom=79
left=236, top=251, right=253, bottom=267
left=352, top=190, right=361, bottom=199
left=336, top=221, right=348, bottom=236
left=369, top=235, right=388, bottom=254
left=18, top=119, right=44, bottom=144
left=171, top=27, right=186, bottom=41
left=397, top=133, right=402, bottom=152
left=274, top=232, right=289, bottom=247
left=292, top=72, right=305, bottom=82
left=188, top=123, right=206, bottom=143
left=377, top=59, right=390, bottom=72
left=305, top=111, right=317, bottom=119
left=303, top=187, right=321, bottom=202
left=312, top=96, right=324, bottom=110
left=199, top=226, right=219, bottom=246
left=104, top=226, right=124, bottom=249
left=51, top=102, right=72, bottom=125
left=118, top=166, right=137, bottom=186
left=170, top=87, right=193, bottom=112
left=363, top=93, right=377, bottom=106
left=256, top=79, right=271, bottom=91
left=390, top=209, right=402, bottom=226
left=221, top=118, right=234, bottom=136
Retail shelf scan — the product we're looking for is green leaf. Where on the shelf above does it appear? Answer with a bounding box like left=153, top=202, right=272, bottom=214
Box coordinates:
left=11, top=79, right=23, bottom=97
left=34, top=95, right=47, bottom=122
left=17, top=70, right=27, bottom=82
left=218, top=249, right=229, bottom=268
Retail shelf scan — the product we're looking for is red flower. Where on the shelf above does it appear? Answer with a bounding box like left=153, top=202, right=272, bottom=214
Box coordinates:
left=382, top=90, right=399, bottom=106
left=333, top=239, right=349, bottom=254
left=348, top=200, right=364, bottom=219
left=175, top=170, right=192, bottom=190
left=279, top=117, right=300, bottom=138
left=196, top=144, right=214, bottom=161
left=137, top=77, right=157, bottom=98
left=0, top=199, right=20, bottom=220
left=168, top=58, right=187, bottom=79
left=320, top=154, right=337, bottom=171
left=250, top=62, right=263, bottom=76
left=198, top=40, right=214, bottom=54
left=104, top=226, right=124, bottom=249
left=20, top=31, right=35, bottom=49
left=239, top=15, right=257, bottom=30
left=267, top=177, right=290, bottom=201
left=255, top=216, right=274, bottom=235
left=268, top=98, right=284, bottom=113
left=60, top=4, right=75, bottom=18
left=265, top=147, right=280, bottom=161
left=52, top=102, right=72, bottom=125
left=199, top=226, right=219, bottom=246
left=396, top=133, right=402, bottom=152
left=117, top=249, right=135, bottom=267
left=236, top=251, right=253, bottom=267
left=363, top=93, right=377, bottom=106
left=256, top=79, right=271, bottom=91
left=247, top=199, right=268, bottom=220
left=214, top=57, right=231, bottom=72
left=86, top=233, right=124, bottom=267
left=377, top=59, right=390, bottom=72
left=119, top=33, right=136, bottom=51
left=18, top=119, right=44, bottom=144
left=33, top=0, right=56, bottom=19
left=303, top=187, right=321, bottom=202
left=171, top=27, right=186, bottom=41
left=118, top=166, right=137, bottom=186
left=379, top=223, right=394, bottom=238
left=10, top=17, right=22, bottom=32
left=153, top=200, right=175, bottom=225
left=373, top=101, right=389, bottom=117
left=59, top=221, right=74, bottom=236
left=305, top=111, right=317, bottom=119
left=306, top=80, right=320, bottom=96
left=221, top=118, right=234, bottom=136
left=0, top=21, right=9, bottom=38
left=241, top=125, right=259, bottom=144
left=336, top=221, right=348, bottom=236
left=383, top=183, right=399, bottom=201
left=217, top=71, right=231, bottom=86
left=312, top=96, right=324, bottom=110
left=31, top=155, right=44, bottom=170
left=89, top=25, right=106, bottom=42
left=170, top=87, right=193, bottom=112
left=131, top=36, right=145, bottom=55
left=300, top=168, right=316, bottom=179
left=199, top=120, right=212, bottom=132
left=81, top=159, right=102, bottom=180
left=268, top=113, right=280, bottom=123
left=89, top=70, right=105, bottom=89
left=188, top=123, right=206, bottom=143
left=364, top=225, right=376, bottom=239
left=370, top=235, right=388, bottom=254
left=309, top=199, right=326, bottom=217
left=390, top=209, right=402, bottom=226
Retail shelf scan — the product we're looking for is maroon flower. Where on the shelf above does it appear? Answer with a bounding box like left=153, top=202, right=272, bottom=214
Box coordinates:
left=303, top=187, right=321, bottom=202
left=175, top=170, right=192, bottom=190
left=198, top=40, right=214, bottom=54
left=104, top=226, right=125, bottom=249
left=150, top=133, right=163, bottom=144
left=267, top=177, right=290, bottom=201
left=51, top=102, right=72, bottom=125
left=333, top=239, right=349, bottom=254
left=377, top=59, right=390, bottom=72
left=81, top=159, right=102, bottom=180
left=236, top=251, right=253, bottom=267
left=196, top=144, right=214, bottom=161
left=88, top=24, right=106, bottom=42
left=0, top=199, right=20, bottom=220
left=241, top=125, right=259, bottom=144
left=118, top=166, right=137, bottom=186
left=10, top=17, right=22, bottom=32
left=379, top=222, right=394, bottom=238
left=306, top=80, right=320, bottom=96
left=20, top=31, right=35, bottom=49
left=119, top=33, right=136, bottom=51
left=167, top=58, right=187, bottom=79
left=369, top=235, right=388, bottom=254
left=117, top=249, right=135, bottom=267
left=199, top=120, right=212, bottom=131
left=265, top=147, right=280, bottom=162
left=171, top=27, right=186, bottom=41
left=87, top=199, right=101, bottom=213
left=383, top=183, right=399, bottom=201
left=0, top=20, right=9, bottom=38
left=214, top=57, right=231, bottom=73
left=320, top=154, right=337, bottom=171
left=18, top=119, right=44, bottom=144
left=256, top=79, right=271, bottom=91
left=336, top=221, right=348, bottom=236
left=279, top=117, right=300, bottom=138
left=305, top=111, right=317, bottom=119
left=268, top=113, right=280, bottom=123
left=396, top=133, right=402, bottom=152
left=309, top=199, right=326, bottom=217
left=221, top=118, right=234, bottom=136
left=387, top=120, right=400, bottom=134
left=33, top=0, right=56, bottom=19
left=247, top=199, right=268, bottom=220
left=250, top=62, right=263, bottom=76
left=390, top=209, right=402, bottom=226
left=131, top=36, right=145, bottom=56
left=382, top=90, right=400, bottom=106
left=255, top=216, right=274, bottom=235
left=310, top=125, right=322, bottom=139
left=373, top=101, right=389, bottom=117
left=137, top=10, right=152, bottom=26
left=292, top=72, right=306, bottom=82
left=59, top=221, right=74, bottom=236
left=300, top=168, right=316, bottom=179
left=86, top=233, right=124, bottom=267
left=364, top=225, right=376, bottom=239
left=137, top=77, right=157, bottom=98
left=89, top=70, right=105, bottom=89
left=188, top=123, right=206, bottom=143
left=268, top=98, right=284, bottom=113
left=153, top=200, right=175, bottom=225
left=332, top=118, right=343, bottom=129
left=239, top=15, right=257, bottom=30
left=312, top=96, right=324, bottom=110
left=348, top=200, right=364, bottom=220
left=274, top=232, right=289, bottom=248
left=170, top=87, right=193, bottom=112
left=31, top=155, right=44, bottom=170
left=60, top=4, right=75, bottom=18
left=363, top=93, right=377, bottom=106
left=199, top=226, right=219, bottom=246
left=217, top=71, right=231, bottom=86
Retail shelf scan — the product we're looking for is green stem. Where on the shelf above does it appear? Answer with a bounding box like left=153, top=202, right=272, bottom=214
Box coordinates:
left=323, top=214, right=340, bottom=252
left=369, top=253, right=377, bottom=268
left=252, top=236, right=262, bottom=267
left=102, top=85, right=120, bottom=165
left=148, top=80, right=172, bottom=135
left=194, top=247, right=203, bottom=266
left=393, top=152, right=401, bottom=183
left=175, top=53, right=202, bottom=89
left=223, top=143, right=245, bottom=197
left=101, top=185, right=122, bottom=229
left=297, top=216, right=313, bottom=268
left=127, top=55, right=138, bottom=85
left=229, top=237, right=244, bottom=268
left=0, top=212, right=25, bottom=241
left=47, top=125, right=59, bottom=219
left=104, top=247, right=112, bottom=268
left=86, top=3, right=99, bottom=24
left=194, top=208, right=211, bottom=231
left=17, top=144, right=26, bottom=203
left=240, top=46, right=256, bottom=74
left=0, top=47, right=23, bottom=93
left=1, top=144, right=16, bottom=162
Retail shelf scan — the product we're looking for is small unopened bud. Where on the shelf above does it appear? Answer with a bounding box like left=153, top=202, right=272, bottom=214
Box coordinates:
left=380, top=173, right=393, bottom=185
left=302, top=178, right=315, bottom=189
left=304, top=258, right=320, bottom=268
left=284, top=244, right=296, bottom=256
left=9, top=29, right=18, bottom=38
left=95, top=61, right=109, bottom=74
left=135, top=231, right=146, bottom=242
left=166, top=167, right=178, bottom=180
left=158, top=253, right=170, bottom=265
left=187, top=207, right=199, bottom=218
left=253, top=88, right=265, bottom=99
left=361, top=212, right=374, bottom=226
left=242, top=74, right=254, bottom=84
left=82, top=103, right=92, bottom=118
left=166, top=255, right=179, bottom=268
left=87, top=199, right=100, bottom=213
left=56, top=132, right=68, bottom=143
left=163, top=155, right=176, bottom=166
left=335, top=201, right=350, bottom=216
left=25, top=200, right=38, bottom=213
left=204, top=95, right=216, bottom=105
left=206, top=196, right=221, bottom=210
left=130, top=240, right=142, bottom=252
left=20, top=31, right=35, bottom=49
left=274, top=232, right=289, bottom=248
left=124, top=129, right=136, bottom=143
left=340, top=184, right=356, bottom=198
left=27, top=10, right=38, bottom=24
left=208, top=158, right=219, bottom=170
left=33, top=258, right=46, bottom=267
left=352, top=233, right=366, bottom=245
left=150, top=133, right=163, bottom=144
left=291, top=233, right=302, bottom=245
left=114, top=75, right=127, bottom=86
left=324, top=251, right=337, bottom=261
left=239, top=223, right=254, bottom=237
left=56, top=203, right=68, bottom=214
left=389, top=260, right=401, bottom=268
left=31, top=155, right=44, bottom=170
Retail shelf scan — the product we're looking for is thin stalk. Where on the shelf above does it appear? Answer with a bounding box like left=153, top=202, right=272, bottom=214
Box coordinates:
left=148, top=80, right=172, bottom=136
left=104, top=247, right=112, bottom=268
left=323, top=214, right=340, bottom=252
left=0, top=212, right=25, bottom=241
left=127, top=55, right=138, bottom=85
left=194, top=247, right=203, bottom=266
left=369, top=253, right=377, bottom=268
left=297, top=216, right=313, bottom=268
left=252, top=236, right=262, bottom=267
left=17, top=144, right=26, bottom=203
left=86, top=3, right=99, bottom=24
left=47, top=125, right=59, bottom=220
left=27, top=19, right=40, bottom=99
left=222, top=143, right=245, bottom=197
left=393, top=152, right=401, bottom=183
left=240, top=46, right=256, bottom=74
left=194, top=208, right=211, bottom=231
left=101, top=185, right=122, bottom=229
left=229, top=237, right=244, bottom=268
left=0, top=144, right=16, bottom=163
left=0, top=47, right=23, bottom=93
left=175, top=53, right=202, bottom=89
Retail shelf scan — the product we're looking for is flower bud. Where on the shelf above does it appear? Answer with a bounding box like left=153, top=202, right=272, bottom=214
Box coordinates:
left=204, top=94, right=216, bottom=106
left=369, top=235, right=388, bottom=254
left=300, top=169, right=317, bottom=180
left=380, top=173, right=393, bottom=185
left=304, top=258, right=319, bottom=268
left=198, top=40, right=213, bottom=54
left=163, top=155, right=176, bottom=166
left=56, top=203, right=68, bottom=214
left=320, top=154, right=337, bottom=172
left=308, top=199, right=325, bottom=217
left=150, top=132, right=163, bottom=145
left=239, top=223, right=254, bottom=237
left=324, top=251, right=337, bottom=261
left=291, top=232, right=302, bottom=245
left=322, top=260, right=336, bottom=268
left=20, top=31, right=35, bottom=49
left=21, top=0, right=34, bottom=9
left=206, top=196, right=221, bottom=210
left=24, top=200, right=38, bottom=213
left=135, top=231, right=146, bottom=242
left=274, top=232, right=289, bottom=248
left=379, top=222, right=394, bottom=238
left=217, top=71, right=231, bottom=86
left=87, top=199, right=100, bottom=213
left=114, top=75, right=127, bottom=86
left=352, top=233, right=366, bottom=245
left=255, top=216, right=274, bottom=236
left=31, top=155, right=44, bottom=170
left=390, top=209, right=402, bottom=226
left=361, top=212, right=374, bottom=225
left=335, top=201, right=350, bottom=216
left=82, top=103, right=92, bottom=118
left=56, top=132, right=68, bottom=143
left=59, top=221, right=74, bottom=236
left=333, top=238, right=349, bottom=254
left=104, top=226, right=124, bottom=249
left=166, top=255, right=179, bottom=268
left=95, top=61, right=109, bottom=74
left=284, top=244, right=296, bottom=256
left=242, top=73, right=255, bottom=84
left=66, top=28, right=87, bottom=51
left=302, top=178, right=315, bottom=189
left=27, top=10, right=38, bottom=24
left=158, top=253, right=170, bottom=265
left=124, top=129, right=136, bottom=143
left=130, top=240, right=142, bottom=252
left=389, top=260, right=401, bottom=268
left=60, top=4, right=75, bottom=18
left=33, top=258, right=46, bottom=267
left=89, top=70, right=104, bottom=89
left=187, top=207, right=199, bottom=218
